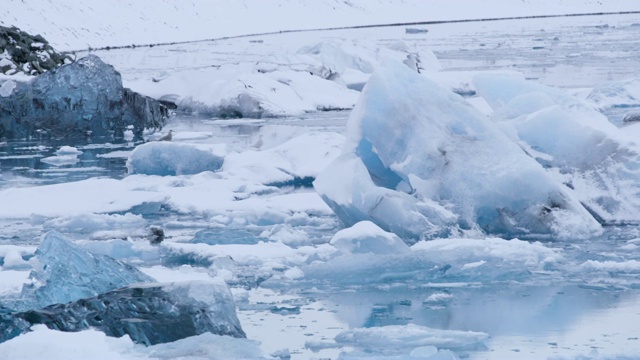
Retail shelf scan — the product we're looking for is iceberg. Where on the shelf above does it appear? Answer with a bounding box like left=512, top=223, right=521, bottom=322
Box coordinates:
left=330, top=221, right=410, bottom=255
left=474, top=73, right=640, bottom=224
left=0, top=280, right=246, bottom=345
left=315, top=61, right=600, bottom=241
left=3, top=231, right=153, bottom=311
left=126, top=142, right=224, bottom=176
left=0, top=54, right=169, bottom=140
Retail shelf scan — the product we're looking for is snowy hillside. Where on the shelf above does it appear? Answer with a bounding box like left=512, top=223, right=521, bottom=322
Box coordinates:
left=2, top=0, right=639, bottom=50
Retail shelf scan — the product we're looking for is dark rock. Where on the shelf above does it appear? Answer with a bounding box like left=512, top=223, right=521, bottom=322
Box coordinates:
left=0, top=26, right=74, bottom=76
left=0, top=281, right=246, bottom=345
left=623, top=112, right=640, bottom=123
left=0, top=55, right=170, bottom=140
left=149, top=226, right=165, bottom=245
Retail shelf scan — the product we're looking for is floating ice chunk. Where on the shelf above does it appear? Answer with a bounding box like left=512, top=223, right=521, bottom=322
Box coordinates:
left=0, top=55, right=168, bottom=139
left=298, top=237, right=562, bottom=288
left=315, top=153, right=454, bottom=241
left=126, top=142, right=223, bottom=176
left=40, top=154, right=80, bottom=166
left=55, top=146, right=82, bottom=156
left=334, top=324, right=487, bottom=352
left=0, top=280, right=246, bottom=345
left=475, top=73, right=640, bottom=224
left=316, top=61, right=599, bottom=240
left=6, top=231, right=153, bottom=311
left=330, top=221, right=410, bottom=255
left=0, top=250, right=30, bottom=271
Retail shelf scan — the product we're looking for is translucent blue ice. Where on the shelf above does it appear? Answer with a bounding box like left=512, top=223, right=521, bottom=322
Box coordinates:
left=4, top=231, right=153, bottom=311
left=126, top=142, right=223, bottom=176
left=0, top=55, right=167, bottom=139
left=0, top=281, right=246, bottom=345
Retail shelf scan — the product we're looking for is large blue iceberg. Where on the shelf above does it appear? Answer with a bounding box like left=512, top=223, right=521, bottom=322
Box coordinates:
left=314, top=61, right=601, bottom=241
left=0, top=281, right=246, bottom=345
left=474, top=73, right=640, bottom=225
left=3, top=231, right=153, bottom=312
left=0, top=55, right=169, bottom=139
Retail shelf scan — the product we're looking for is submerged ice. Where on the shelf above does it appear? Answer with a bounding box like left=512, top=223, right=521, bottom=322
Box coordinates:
left=2, top=231, right=153, bottom=311
left=315, top=61, right=600, bottom=241
left=0, top=280, right=246, bottom=345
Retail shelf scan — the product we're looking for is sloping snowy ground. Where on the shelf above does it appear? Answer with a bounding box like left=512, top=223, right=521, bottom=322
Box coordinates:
left=2, top=0, right=639, bottom=51
left=2, top=10, right=640, bottom=360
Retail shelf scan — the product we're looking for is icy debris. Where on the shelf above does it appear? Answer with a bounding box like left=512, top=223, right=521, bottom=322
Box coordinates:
left=587, top=78, right=640, bottom=124
left=0, top=280, right=246, bottom=345
left=474, top=73, right=640, bottom=225
left=222, top=132, right=344, bottom=186
left=299, top=40, right=441, bottom=90
left=41, top=147, right=83, bottom=166
left=329, top=324, right=486, bottom=354
left=330, top=221, right=410, bottom=255
left=0, top=54, right=169, bottom=139
left=126, top=142, right=223, bottom=176
left=315, top=61, right=599, bottom=241
left=4, top=231, right=153, bottom=311
left=299, top=237, right=562, bottom=287
left=131, top=63, right=359, bottom=118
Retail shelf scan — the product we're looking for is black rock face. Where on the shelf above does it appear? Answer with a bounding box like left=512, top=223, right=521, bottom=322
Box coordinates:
left=0, top=55, right=170, bottom=140
left=0, top=282, right=246, bottom=346
left=0, top=26, right=73, bottom=76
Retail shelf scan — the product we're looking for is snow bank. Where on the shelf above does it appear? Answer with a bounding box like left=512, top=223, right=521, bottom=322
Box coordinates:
left=130, top=63, right=359, bottom=118
left=126, top=142, right=223, bottom=176
left=0, top=325, right=266, bottom=360
left=315, top=61, right=600, bottom=241
left=475, top=73, right=640, bottom=224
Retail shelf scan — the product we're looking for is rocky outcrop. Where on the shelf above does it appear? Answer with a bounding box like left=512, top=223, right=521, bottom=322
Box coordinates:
left=0, top=26, right=73, bottom=76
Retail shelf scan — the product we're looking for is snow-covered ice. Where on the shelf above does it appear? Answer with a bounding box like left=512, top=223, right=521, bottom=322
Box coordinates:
left=316, top=61, right=601, bottom=241
left=475, top=73, right=640, bottom=224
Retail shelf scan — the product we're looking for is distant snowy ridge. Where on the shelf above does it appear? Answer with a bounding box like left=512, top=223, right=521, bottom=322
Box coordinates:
left=2, top=0, right=639, bottom=51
